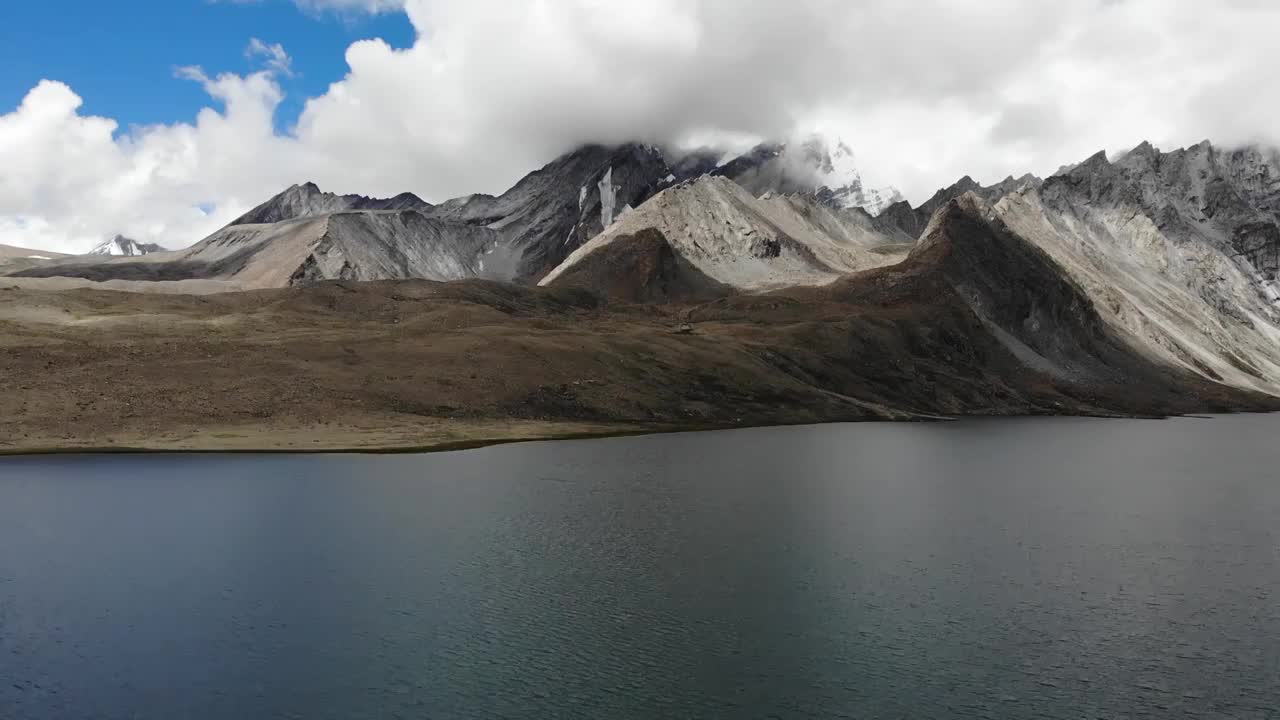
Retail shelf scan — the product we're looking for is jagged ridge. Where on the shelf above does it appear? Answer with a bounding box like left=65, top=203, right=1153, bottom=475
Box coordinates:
left=231, top=183, right=433, bottom=226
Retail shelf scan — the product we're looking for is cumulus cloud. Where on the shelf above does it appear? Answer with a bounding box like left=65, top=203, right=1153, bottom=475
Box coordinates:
left=5, top=0, right=1280, bottom=252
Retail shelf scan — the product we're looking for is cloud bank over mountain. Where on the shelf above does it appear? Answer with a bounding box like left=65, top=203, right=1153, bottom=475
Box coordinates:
left=4, top=0, right=1280, bottom=252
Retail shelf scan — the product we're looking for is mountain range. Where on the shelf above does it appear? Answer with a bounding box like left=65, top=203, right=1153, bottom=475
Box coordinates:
left=6, top=135, right=1280, bottom=437
left=13, top=137, right=902, bottom=287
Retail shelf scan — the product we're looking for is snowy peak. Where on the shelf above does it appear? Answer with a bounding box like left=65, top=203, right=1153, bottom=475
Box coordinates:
left=804, top=136, right=906, bottom=215
left=89, top=235, right=165, bottom=257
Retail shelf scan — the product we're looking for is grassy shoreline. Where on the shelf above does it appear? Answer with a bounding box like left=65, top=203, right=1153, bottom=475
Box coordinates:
left=0, top=410, right=1228, bottom=459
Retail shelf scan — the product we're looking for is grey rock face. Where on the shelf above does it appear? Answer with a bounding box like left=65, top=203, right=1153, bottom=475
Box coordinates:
left=284, top=212, right=506, bottom=287
left=1046, top=140, right=1280, bottom=300
left=17, top=210, right=504, bottom=290
left=427, top=143, right=673, bottom=283
left=1234, top=222, right=1280, bottom=281
left=992, top=140, right=1280, bottom=396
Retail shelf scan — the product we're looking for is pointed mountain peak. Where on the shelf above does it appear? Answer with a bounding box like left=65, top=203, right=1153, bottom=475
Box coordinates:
left=1082, top=150, right=1110, bottom=166
left=89, top=235, right=164, bottom=257
left=913, top=192, right=996, bottom=257
left=1131, top=140, right=1157, bottom=156
left=1116, top=141, right=1163, bottom=173
left=917, top=176, right=982, bottom=215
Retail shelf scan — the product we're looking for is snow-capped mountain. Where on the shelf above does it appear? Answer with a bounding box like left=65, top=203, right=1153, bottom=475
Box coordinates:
left=89, top=235, right=166, bottom=257
left=799, top=136, right=906, bottom=215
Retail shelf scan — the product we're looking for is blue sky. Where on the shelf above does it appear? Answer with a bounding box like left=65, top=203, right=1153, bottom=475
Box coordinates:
left=0, top=0, right=414, bottom=133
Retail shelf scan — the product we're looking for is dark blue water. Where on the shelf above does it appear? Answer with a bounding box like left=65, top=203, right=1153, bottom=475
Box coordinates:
left=2, top=416, right=1279, bottom=719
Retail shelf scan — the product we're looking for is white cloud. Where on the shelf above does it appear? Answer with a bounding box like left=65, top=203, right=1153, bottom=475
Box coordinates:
left=293, top=0, right=404, bottom=13
left=5, top=0, right=1280, bottom=253
left=213, top=0, right=404, bottom=12
left=246, top=38, right=295, bottom=77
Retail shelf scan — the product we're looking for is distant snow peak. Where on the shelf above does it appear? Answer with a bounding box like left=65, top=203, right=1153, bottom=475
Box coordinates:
left=688, top=133, right=903, bottom=216
left=90, top=235, right=162, bottom=257
left=788, top=134, right=904, bottom=215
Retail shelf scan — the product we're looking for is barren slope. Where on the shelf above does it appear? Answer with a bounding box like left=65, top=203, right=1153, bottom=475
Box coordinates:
left=543, top=176, right=908, bottom=291
left=0, top=243, right=70, bottom=275
left=13, top=211, right=507, bottom=290
left=993, top=143, right=1280, bottom=395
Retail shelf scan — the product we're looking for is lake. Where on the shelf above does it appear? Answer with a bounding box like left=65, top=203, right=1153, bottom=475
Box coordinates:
left=2, top=416, right=1279, bottom=719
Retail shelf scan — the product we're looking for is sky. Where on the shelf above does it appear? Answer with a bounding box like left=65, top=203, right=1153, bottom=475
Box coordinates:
left=3, top=0, right=1280, bottom=253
